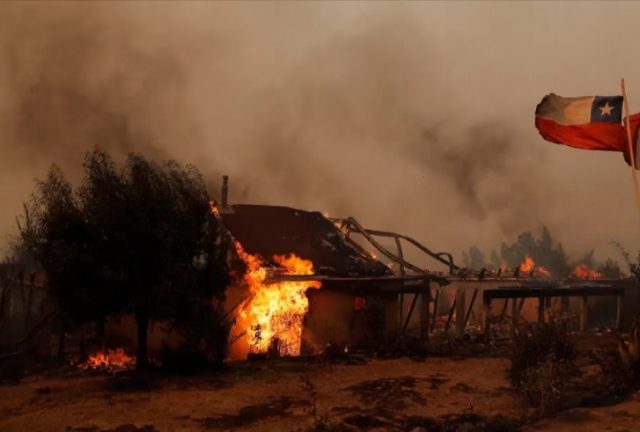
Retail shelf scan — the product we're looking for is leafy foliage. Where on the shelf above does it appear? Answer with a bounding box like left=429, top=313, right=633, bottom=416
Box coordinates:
left=598, top=258, right=622, bottom=279
left=19, top=149, right=228, bottom=368
left=618, top=315, right=640, bottom=375
left=612, top=241, right=640, bottom=281
left=509, top=318, right=577, bottom=413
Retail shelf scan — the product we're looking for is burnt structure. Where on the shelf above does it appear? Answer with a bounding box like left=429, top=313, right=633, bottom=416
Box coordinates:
left=219, top=203, right=438, bottom=352
left=218, top=176, right=639, bottom=353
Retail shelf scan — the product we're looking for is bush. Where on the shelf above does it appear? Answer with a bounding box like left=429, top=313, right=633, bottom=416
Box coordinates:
left=618, top=315, right=640, bottom=376
left=509, top=318, right=576, bottom=412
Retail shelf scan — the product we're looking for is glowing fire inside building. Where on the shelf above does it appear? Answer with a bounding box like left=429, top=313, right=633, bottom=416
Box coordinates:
left=233, top=242, right=321, bottom=356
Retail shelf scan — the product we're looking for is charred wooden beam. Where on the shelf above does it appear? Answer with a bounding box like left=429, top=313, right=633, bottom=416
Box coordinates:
left=444, top=297, right=456, bottom=333
left=338, top=218, right=460, bottom=273
left=463, top=289, right=479, bottom=329
left=430, top=288, right=440, bottom=332
left=484, top=286, right=623, bottom=299
left=402, top=293, right=420, bottom=334
left=264, top=274, right=433, bottom=284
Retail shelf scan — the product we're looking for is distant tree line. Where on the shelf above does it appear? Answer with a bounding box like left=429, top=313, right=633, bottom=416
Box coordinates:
left=461, top=226, right=623, bottom=279
left=16, top=149, right=229, bottom=369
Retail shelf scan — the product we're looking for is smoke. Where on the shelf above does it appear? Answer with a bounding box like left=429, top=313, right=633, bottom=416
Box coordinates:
left=1, top=2, right=639, bottom=264
left=0, top=3, right=189, bottom=172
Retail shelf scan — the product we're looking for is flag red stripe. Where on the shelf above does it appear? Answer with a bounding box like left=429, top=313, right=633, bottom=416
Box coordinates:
left=535, top=117, right=625, bottom=152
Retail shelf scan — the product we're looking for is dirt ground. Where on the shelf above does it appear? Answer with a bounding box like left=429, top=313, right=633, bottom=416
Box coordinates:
left=0, top=356, right=639, bottom=432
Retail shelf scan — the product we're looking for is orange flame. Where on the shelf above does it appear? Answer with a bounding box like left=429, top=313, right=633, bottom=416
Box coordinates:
left=235, top=244, right=321, bottom=356
left=82, top=348, right=134, bottom=370
left=572, top=263, right=603, bottom=280
left=518, top=255, right=551, bottom=278
left=211, top=201, right=322, bottom=357
left=519, top=256, right=535, bottom=272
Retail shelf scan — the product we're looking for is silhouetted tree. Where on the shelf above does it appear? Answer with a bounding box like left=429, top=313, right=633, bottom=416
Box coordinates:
left=20, top=150, right=228, bottom=369
left=490, top=249, right=501, bottom=269
left=598, top=258, right=622, bottom=279
left=491, top=226, right=571, bottom=277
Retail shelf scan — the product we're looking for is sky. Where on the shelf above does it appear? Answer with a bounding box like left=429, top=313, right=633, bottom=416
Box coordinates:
left=1, top=1, right=639, bottom=268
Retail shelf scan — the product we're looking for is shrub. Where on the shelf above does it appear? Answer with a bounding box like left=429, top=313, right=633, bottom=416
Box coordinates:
left=618, top=315, right=640, bottom=376
left=509, top=317, right=576, bottom=412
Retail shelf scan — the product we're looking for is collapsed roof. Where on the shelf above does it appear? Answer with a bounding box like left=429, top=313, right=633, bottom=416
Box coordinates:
left=220, top=204, right=393, bottom=278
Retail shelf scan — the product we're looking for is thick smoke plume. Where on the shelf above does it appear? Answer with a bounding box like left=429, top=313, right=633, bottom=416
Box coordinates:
left=1, top=2, right=639, bottom=265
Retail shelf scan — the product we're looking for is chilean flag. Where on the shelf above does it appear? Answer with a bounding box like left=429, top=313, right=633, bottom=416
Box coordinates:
left=535, top=93, right=640, bottom=168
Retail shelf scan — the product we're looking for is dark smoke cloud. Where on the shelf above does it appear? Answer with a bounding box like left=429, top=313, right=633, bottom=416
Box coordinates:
left=416, top=122, right=515, bottom=220
left=0, top=3, right=188, bottom=176
left=1, top=2, right=639, bottom=265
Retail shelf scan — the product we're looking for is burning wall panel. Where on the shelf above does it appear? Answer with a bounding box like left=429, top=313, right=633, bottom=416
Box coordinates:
left=219, top=203, right=397, bottom=359
left=302, top=289, right=398, bottom=354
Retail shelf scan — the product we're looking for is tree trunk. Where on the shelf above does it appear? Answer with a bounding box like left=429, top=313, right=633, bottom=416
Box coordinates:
left=136, top=309, right=149, bottom=370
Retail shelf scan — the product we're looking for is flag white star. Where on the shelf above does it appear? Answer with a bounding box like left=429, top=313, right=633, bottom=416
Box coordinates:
left=599, top=102, right=614, bottom=117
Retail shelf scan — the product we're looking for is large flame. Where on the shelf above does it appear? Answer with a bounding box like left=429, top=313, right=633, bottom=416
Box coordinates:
left=234, top=240, right=321, bottom=356
left=211, top=203, right=322, bottom=357
left=572, top=263, right=603, bottom=280
left=518, top=255, right=551, bottom=278
left=246, top=253, right=321, bottom=356
left=82, top=348, right=134, bottom=371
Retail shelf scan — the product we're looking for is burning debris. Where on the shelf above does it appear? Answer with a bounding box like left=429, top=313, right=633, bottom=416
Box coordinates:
left=517, top=255, right=551, bottom=278
left=572, top=263, right=603, bottom=280
left=79, top=348, right=135, bottom=372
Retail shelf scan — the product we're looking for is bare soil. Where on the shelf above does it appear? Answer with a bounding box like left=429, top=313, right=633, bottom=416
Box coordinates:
left=0, top=356, right=638, bottom=432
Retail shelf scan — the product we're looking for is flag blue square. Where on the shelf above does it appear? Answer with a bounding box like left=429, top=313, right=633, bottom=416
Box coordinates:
left=591, top=96, right=623, bottom=123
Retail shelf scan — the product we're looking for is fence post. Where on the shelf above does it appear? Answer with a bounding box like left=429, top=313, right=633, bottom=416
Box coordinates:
left=455, top=289, right=466, bottom=337
left=580, top=295, right=588, bottom=332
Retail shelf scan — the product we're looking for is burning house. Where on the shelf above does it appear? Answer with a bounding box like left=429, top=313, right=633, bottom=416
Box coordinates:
left=218, top=202, right=435, bottom=358
left=214, top=176, right=640, bottom=359
left=7, top=175, right=638, bottom=366
left=214, top=177, right=452, bottom=359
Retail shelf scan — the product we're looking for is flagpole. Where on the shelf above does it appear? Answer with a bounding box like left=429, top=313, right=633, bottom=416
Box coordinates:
left=620, top=78, right=640, bottom=213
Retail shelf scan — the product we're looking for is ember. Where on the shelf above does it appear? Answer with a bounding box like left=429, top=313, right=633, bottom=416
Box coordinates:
left=572, top=263, right=603, bottom=280
left=81, top=348, right=134, bottom=371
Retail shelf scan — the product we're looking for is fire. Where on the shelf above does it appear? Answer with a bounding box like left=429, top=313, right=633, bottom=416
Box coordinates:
left=246, top=254, right=321, bottom=356
left=234, top=246, right=321, bottom=356
left=82, top=348, right=134, bottom=371
left=519, top=256, right=535, bottom=272
left=210, top=201, right=321, bottom=357
left=518, top=255, right=551, bottom=277
left=572, top=263, right=603, bottom=280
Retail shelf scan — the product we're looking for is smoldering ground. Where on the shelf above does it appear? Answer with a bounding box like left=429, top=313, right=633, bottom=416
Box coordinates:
left=1, top=2, right=639, bottom=263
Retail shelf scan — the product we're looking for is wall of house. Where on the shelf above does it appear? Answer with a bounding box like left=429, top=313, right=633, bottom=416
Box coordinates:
left=301, top=289, right=398, bottom=354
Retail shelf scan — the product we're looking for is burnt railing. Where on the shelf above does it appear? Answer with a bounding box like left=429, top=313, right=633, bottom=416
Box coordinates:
left=481, top=285, right=625, bottom=336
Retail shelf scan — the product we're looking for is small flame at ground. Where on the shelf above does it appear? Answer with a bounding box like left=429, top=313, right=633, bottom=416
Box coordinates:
left=82, top=348, right=134, bottom=370
left=572, top=263, right=603, bottom=280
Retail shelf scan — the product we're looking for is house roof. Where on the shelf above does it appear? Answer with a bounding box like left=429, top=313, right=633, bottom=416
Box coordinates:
left=220, top=204, right=393, bottom=277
